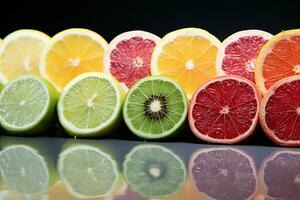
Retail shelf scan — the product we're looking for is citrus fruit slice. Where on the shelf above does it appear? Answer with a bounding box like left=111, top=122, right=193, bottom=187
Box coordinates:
left=259, top=150, right=300, bottom=199
left=104, top=31, right=160, bottom=91
left=189, top=147, right=258, bottom=200
left=0, top=76, right=58, bottom=135
left=123, top=76, right=188, bottom=139
left=151, top=28, right=221, bottom=99
left=58, top=145, right=120, bottom=198
left=0, top=29, right=50, bottom=83
left=255, top=29, right=300, bottom=95
left=0, top=145, right=50, bottom=194
left=123, top=144, right=186, bottom=198
left=259, top=75, right=300, bottom=146
left=216, top=30, right=272, bottom=82
left=188, top=75, right=260, bottom=144
left=57, top=72, right=123, bottom=137
left=40, top=28, right=108, bottom=92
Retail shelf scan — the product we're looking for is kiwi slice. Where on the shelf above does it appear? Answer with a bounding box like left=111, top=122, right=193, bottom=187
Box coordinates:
left=123, top=144, right=187, bottom=198
left=123, top=76, right=188, bottom=139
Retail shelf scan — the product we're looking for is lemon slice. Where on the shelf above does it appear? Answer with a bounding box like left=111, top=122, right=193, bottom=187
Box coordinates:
left=40, top=28, right=108, bottom=92
left=0, top=30, right=50, bottom=83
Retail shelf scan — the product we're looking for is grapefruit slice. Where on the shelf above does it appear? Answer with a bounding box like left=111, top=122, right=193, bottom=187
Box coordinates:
left=189, top=147, right=258, bottom=200
left=259, top=75, right=300, bottom=146
left=259, top=150, right=300, bottom=199
left=216, top=30, right=272, bottom=82
left=151, top=28, right=221, bottom=99
left=188, top=75, right=260, bottom=144
left=104, top=31, right=160, bottom=91
left=255, top=29, right=300, bottom=95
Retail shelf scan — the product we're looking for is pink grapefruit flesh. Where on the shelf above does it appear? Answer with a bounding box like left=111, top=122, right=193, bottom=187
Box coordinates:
left=260, top=75, right=300, bottom=146
left=217, top=30, right=272, bottom=82
left=189, top=148, right=258, bottom=200
left=104, top=31, right=160, bottom=90
left=188, top=75, right=260, bottom=144
left=259, top=150, right=300, bottom=199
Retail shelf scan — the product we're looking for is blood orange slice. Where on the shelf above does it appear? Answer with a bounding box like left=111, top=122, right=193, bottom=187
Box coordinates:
left=104, top=31, right=160, bottom=91
left=189, top=147, right=258, bottom=200
left=217, top=30, right=272, bottom=82
left=259, top=150, right=300, bottom=199
left=188, top=75, right=260, bottom=144
left=259, top=75, right=300, bottom=146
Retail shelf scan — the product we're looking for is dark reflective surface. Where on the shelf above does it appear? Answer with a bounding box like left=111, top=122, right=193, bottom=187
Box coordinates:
left=0, top=135, right=299, bottom=200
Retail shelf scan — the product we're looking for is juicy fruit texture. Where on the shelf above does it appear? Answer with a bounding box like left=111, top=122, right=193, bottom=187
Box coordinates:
left=105, top=31, right=160, bottom=90
left=0, top=30, right=50, bottom=83
left=0, top=145, right=49, bottom=194
left=151, top=28, right=221, bottom=99
left=58, top=72, right=123, bottom=137
left=189, top=75, right=259, bottom=144
left=217, top=30, right=272, bottom=82
left=40, top=28, right=108, bottom=91
left=58, top=145, right=120, bottom=198
left=259, top=151, right=300, bottom=200
left=0, top=76, right=57, bottom=134
left=123, top=76, right=187, bottom=139
left=189, top=148, right=258, bottom=200
left=123, top=145, right=186, bottom=198
left=255, top=29, right=300, bottom=95
left=259, top=75, right=300, bottom=146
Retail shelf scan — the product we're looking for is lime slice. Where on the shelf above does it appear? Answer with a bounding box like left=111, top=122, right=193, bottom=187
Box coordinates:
left=58, top=145, right=120, bottom=198
left=57, top=72, right=124, bottom=137
left=123, top=144, right=187, bottom=198
left=0, top=76, right=58, bottom=135
left=0, top=145, right=50, bottom=195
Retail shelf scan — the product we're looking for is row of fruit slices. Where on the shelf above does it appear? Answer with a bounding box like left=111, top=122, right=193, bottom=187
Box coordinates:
left=0, top=28, right=299, bottom=146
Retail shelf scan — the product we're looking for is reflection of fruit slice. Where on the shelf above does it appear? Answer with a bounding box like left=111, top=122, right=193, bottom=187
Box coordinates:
left=40, top=28, right=108, bottom=92
left=58, top=145, right=120, bottom=198
left=189, top=147, right=258, bottom=200
left=259, top=75, right=300, bottom=146
left=189, top=75, right=260, bottom=144
left=58, top=72, right=123, bottom=137
left=104, top=31, right=160, bottom=90
left=259, top=150, right=300, bottom=200
left=0, top=145, right=50, bottom=195
left=106, top=182, right=147, bottom=200
left=216, top=30, right=272, bottom=82
left=255, top=29, right=300, bottom=95
left=0, top=76, right=58, bottom=135
left=123, top=76, right=188, bottom=139
left=0, top=190, right=47, bottom=200
left=151, top=28, right=221, bottom=99
left=123, top=144, right=186, bottom=198
left=0, top=30, right=50, bottom=83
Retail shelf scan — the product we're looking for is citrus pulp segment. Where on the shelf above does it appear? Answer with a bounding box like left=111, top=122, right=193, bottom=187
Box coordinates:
left=255, top=29, right=300, bottom=95
left=259, top=75, right=300, bottom=146
left=0, top=76, right=58, bottom=134
left=123, top=76, right=187, bottom=139
left=188, top=75, right=260, bottom=144
left=123, top=144, right=186, bottom=198
left=104, top=30, right=160, bottom=91
left=216, top=30, right=272, bottom=82
left=57, top=72, right=123, bottom=137
left=58, top=145, right=120, bottom=198
left=40, top=28, right=108, bottom=92
left=151, top=28, right=221, bottom=99
left=0, top=29, right=50, bottom=83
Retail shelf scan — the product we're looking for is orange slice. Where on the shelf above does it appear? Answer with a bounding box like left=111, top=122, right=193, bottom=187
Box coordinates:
left=151, top=28, right=221, bottom=99
left=40, top=28, right=108, bottom=92
left=255, top=29, right=300, bottom=95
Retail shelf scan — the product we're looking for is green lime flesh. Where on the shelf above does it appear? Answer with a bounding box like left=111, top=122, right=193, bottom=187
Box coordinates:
left=123, top=76, right=187, bottom=139
left=123, top=144, right=186, bottom=198
left=0, top=76, right=58, bottom=135
left=58, top=145, right=119, bottom=198
left=0, top=145, right=49, bottom=194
